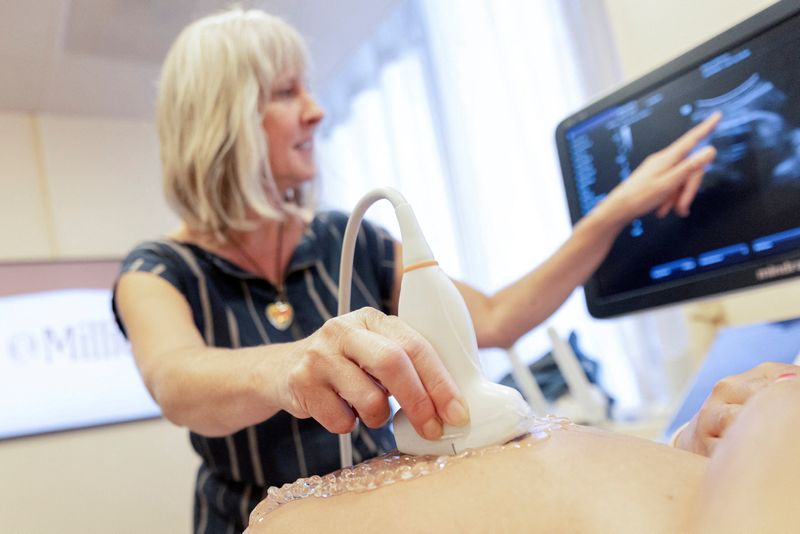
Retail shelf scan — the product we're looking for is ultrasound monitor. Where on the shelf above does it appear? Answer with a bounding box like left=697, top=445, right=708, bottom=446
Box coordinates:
left=556, top=0, right=800, bottom=318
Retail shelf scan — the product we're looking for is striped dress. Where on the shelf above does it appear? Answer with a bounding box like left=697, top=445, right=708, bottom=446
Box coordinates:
left=113, top=211, right=397, bottom=534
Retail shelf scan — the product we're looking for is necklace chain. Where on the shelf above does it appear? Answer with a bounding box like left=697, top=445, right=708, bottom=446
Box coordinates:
left=227, top=222, right=295, bottom=331
left=229, top=222, right=287, bottom=296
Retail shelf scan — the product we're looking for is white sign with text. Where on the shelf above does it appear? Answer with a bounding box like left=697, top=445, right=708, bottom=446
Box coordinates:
left=0, top=288, right=160, bottom=439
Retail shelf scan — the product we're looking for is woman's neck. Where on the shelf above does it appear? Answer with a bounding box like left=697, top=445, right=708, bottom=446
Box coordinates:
left=170, top=215, right=306, bottom=285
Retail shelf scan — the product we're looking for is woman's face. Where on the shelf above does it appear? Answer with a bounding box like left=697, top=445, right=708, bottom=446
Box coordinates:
left=262, top=69, right=324, bottom=192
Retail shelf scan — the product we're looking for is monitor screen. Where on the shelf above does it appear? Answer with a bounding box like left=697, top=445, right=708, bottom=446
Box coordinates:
left=0, top=259, right=160, bottom=440
left=556, top=0, right=800, bottom=318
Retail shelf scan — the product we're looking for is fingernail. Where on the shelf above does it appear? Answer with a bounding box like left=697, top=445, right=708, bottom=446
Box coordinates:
left=693, top=146, right=714, bottom=160
left=422, top=418, right=443, bottom=440
left=775, top=372, right=799, bottom=383
left=445, top=398, right=470, bottom=427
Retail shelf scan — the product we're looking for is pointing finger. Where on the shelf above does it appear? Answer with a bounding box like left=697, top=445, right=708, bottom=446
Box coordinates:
left=663, top=111, right=722, bottom=164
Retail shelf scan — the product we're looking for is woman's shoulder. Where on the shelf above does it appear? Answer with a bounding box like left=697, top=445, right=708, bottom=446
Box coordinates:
left=311, top=210, right=350, bottom=232
left=305, top=210, right=355, bottom=249
left=122, top=239, right=188, bottom=265
left=311, top=210, right=391, bottom=241
left=119, top=239, right=205, bottom=280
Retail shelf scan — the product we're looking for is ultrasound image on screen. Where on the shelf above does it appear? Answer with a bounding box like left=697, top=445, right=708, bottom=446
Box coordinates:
left=565, top=14, right=800, bottom=299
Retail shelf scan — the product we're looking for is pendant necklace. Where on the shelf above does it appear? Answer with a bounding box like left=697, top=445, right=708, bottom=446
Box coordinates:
left=231, top=224, right=294, bottom=331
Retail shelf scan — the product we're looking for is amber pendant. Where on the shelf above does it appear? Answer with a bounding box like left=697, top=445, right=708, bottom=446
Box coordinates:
left=266, top=300, right=294, bottom=331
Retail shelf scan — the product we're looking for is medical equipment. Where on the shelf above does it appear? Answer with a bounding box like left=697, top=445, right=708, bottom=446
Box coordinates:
left=337, top=188, right=534, bottom=464
left=547, top=326, right=608, bottom=425
left=555, top=0, right=800, bottom=318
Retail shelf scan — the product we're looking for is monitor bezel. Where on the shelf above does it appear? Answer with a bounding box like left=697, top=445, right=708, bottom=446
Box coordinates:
left=555, top=0, right=800, bottom=318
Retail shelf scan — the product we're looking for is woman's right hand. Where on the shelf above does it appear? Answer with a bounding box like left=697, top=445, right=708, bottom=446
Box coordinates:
left=277, top=307, right=470, bottom=440
left=600, top=112, right=721, bottom=224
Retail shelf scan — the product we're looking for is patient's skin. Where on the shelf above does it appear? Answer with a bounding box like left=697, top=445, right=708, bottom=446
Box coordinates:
left=247, top=423, right=707, bottom=534
left=250, top=415, right=570, bottom=522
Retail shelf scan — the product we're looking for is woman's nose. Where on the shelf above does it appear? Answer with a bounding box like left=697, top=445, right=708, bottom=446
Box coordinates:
left=302, top=92, right=325, bottom=125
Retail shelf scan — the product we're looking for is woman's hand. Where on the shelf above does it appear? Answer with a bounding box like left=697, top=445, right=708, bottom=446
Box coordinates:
left=602, top=112, right=721, bottom=224
left=676, top=362, right=800, bottom=456
left=277, top=307, right=469, bottom=440
left=457, top=114, right=723, bottom=350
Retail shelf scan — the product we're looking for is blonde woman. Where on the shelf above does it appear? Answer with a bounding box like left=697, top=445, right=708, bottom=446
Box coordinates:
left=113, top=8, right=720, bottom=533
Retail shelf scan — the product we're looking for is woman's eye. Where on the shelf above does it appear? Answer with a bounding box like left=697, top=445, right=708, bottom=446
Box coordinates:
left=274, top=86, right=296, bottom=99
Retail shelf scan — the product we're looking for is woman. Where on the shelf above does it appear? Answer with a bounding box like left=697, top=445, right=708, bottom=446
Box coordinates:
left=246, top=373, right=800, bottom=533
left=113, top=8, right=720, bottom=533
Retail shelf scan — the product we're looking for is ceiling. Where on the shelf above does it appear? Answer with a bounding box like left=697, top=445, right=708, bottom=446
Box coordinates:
left=0, top=0, right=401, bottom=119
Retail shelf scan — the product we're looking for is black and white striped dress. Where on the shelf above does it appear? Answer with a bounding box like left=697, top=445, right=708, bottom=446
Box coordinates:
left=113, top=211, right=397, bottom=534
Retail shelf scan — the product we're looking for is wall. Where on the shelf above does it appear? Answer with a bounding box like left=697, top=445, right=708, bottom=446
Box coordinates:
left=0, top=112, right=196, bottom=533
left=602, top=0, right=800, bottom=364
left=0, top=112, right=176, bottom=259
left=604, top=0, right=779, bottom=80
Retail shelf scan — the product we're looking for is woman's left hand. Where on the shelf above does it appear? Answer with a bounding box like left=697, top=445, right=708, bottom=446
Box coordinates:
left=603, top=112, right=721, bottom=223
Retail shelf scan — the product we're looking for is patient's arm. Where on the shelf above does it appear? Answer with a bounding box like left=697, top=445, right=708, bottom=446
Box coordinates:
left=687, top=377, right=800, bottom=533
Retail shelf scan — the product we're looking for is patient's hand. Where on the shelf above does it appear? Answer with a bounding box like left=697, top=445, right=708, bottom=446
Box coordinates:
left=676, top=362, right=800, bottom=456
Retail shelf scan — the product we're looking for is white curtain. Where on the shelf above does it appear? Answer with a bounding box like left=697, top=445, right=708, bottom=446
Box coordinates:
left=316, top=0, right=682, bottom=415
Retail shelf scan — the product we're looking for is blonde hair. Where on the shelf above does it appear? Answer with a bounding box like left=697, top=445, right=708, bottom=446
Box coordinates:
left=157, top=8, right=311, bottom=239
